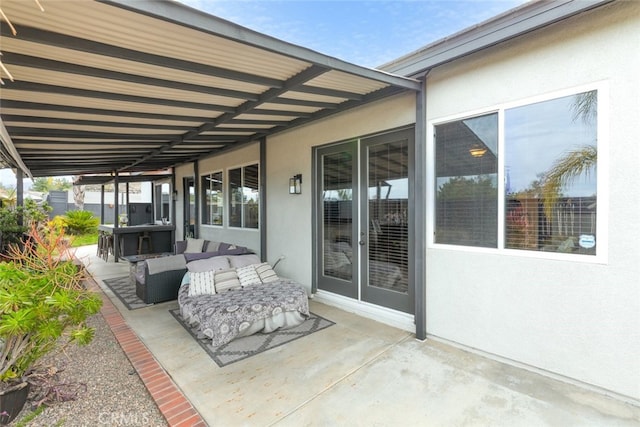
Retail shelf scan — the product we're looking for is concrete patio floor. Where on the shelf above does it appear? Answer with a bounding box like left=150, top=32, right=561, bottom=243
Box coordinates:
left=74, top=245, right=640, bottom=426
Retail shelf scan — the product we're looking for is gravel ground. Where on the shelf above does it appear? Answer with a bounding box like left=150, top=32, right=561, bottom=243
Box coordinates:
left=13, top=313, right=168, bottom=427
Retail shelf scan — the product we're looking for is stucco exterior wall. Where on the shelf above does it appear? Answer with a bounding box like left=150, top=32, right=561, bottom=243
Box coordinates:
left=425, top=1, right=639, bottom=400
left=265, top=93, right=416, bottom=292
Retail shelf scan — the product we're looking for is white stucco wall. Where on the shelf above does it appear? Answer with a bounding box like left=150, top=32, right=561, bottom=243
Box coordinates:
left=265, top=94, right=416, bottom=292
left=425, top=1, right=639, bottom=400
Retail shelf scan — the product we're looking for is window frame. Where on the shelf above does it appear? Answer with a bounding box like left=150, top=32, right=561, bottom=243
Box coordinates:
left=200, top=170, right=224, bottom=227
left=227, top=162, right=260, bottom=230
left=427, top=83, right=608, bottom=264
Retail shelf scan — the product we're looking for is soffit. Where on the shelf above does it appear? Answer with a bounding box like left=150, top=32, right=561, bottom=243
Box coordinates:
left=0, top=0, right=419, bottom=178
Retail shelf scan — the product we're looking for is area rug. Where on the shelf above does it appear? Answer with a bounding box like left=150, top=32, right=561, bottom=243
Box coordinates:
left=170, top=309, right=334, bottom=367
left=101, top=276, right=152, bottom=310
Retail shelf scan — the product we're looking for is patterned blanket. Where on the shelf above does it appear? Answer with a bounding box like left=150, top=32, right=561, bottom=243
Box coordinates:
left=178, top=279, right=309, bottom=347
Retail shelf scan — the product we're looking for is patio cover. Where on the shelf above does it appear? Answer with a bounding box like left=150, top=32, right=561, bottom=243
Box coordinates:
left=0, top=0, right=420, bottom=178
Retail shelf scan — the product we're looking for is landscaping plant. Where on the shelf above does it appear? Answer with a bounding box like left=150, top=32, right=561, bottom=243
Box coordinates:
left=0, top=200, right=52, bottom=255
left=60, top=210, right=99, bottom=236
left=0, top=223, right=102, bottom=391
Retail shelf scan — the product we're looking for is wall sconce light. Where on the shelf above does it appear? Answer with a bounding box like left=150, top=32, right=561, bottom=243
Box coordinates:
left=289, top=174, right=302, bottom=194
left=172, top=190, right=178, bottom=201
left=469, top=144, right=487, bottom=158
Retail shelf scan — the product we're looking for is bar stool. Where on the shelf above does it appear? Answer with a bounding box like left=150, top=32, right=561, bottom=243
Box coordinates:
left=96, top=231, right=104, bottom=257
left=138, top=231, right=152, bottom=255
left=97, top=231, right=110, bottom=261
left=102, top=235, right=114, bottom=261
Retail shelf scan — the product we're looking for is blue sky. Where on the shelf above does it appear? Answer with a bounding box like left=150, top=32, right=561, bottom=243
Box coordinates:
left=1, top=0, right=526, bottom=187
left=178, top=0, right=527, bottom=67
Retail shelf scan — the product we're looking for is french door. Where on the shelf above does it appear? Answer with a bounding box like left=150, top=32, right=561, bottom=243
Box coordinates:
left=315, top=128, right=414, bottom=313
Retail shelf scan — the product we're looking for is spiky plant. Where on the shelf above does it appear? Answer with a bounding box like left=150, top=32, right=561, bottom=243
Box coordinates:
left=0, top=224, right=102, bottom=387
left=541, top=145, right=597, bottom=218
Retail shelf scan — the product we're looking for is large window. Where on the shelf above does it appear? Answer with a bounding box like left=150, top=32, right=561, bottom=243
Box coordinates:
left=201, top=171, right=223, bottom=225
left=229, top=164, right=259, bottom=229
left=435, top=113, right=498, bottom=247
left=434, top=90, right=598, bottom=256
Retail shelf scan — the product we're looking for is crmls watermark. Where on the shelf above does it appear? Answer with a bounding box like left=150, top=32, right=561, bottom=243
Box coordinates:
left=98, top=411, right=151, bottom=426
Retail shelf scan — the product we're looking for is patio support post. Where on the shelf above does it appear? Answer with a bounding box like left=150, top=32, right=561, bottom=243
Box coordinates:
left=171, top=168, right=177, bottom=244
left=259, top=137, right=267, bottom=261
left=194, top=161, right=200, bottom=238
left=100, top=185, right=105, bottom=224
left=16, top=169, right=24, bottom=226
left=113, top=172, right=119, bottom=228
left=413, top=76, right=427, bottom=341
left=113, top=172, right=120, bottom=261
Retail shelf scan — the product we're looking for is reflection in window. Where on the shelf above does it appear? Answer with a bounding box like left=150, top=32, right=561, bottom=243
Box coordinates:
left=434, top=113, right=499, bottom=247
left=322, top=151, right=353, bottom=281
left=434, top=90, right=598, bottom=256
left=368, top=140, right=409, bottom=293
left=505, top=91, right=597, bottom=254
left=201, top=171, right=223, bottom=225
left=229, top=164, right=259, bottom=229
left=154, top=183, right=171, bottom=223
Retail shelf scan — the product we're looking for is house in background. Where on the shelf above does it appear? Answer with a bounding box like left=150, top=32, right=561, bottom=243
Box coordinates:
left=172, top=0, right=639, bottom=403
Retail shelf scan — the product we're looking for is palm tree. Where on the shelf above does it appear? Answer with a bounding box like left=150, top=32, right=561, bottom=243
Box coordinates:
left=541, top=91, right=597, bottom=218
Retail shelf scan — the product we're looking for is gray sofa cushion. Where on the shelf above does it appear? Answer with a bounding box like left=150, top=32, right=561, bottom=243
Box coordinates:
left=146, top=254, right=186, bottom=274
left=187, top=256, right=231, bottom=273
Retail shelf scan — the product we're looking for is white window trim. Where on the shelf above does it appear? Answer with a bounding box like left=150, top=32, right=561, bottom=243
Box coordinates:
left=427, top=82, right=609, bottom=264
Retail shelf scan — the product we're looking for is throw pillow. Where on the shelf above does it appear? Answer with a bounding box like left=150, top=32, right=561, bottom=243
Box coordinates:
left=236, top=265, right=262, bottom=287
left=205, top=241, right=222, bottom=252
left=187, top=256, right=230, bottom=273
left=254, top=262, right=278, bottom=283
left=332, top=251, right=351, bottom=269
left=214, top=268, right=241, bottom=292
left=184, top=238, right=205, bottom=253
left=218, top=242, right=249, bottom=255
left=188, top=270, right=216, bottom=296
left=229, top=254, right=262, bottom=268
left=323, top=244, right=338, bottom=271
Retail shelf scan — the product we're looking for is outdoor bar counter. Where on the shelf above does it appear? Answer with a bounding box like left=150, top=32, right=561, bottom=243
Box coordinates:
left=98, top=224, right=175, bottom=261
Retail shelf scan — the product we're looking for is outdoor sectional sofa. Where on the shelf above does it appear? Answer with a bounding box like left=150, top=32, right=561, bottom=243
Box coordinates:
left=134, top=239, right=309, bottom=348
left=134, top=239, right=252, bottom=304
left=135, top=255, right=187, bottom=304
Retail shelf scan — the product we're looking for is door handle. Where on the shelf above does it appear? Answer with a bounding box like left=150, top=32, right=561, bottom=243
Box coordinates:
left=359, top=232, right=366, bottom=246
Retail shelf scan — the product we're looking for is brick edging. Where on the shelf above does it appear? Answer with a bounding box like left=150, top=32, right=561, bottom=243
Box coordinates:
left=87, top=277, right=207, bottom=427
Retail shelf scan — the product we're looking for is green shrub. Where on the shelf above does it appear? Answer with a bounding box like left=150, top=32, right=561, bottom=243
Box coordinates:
left=0, top=200, right=52, bottom=254
left=62, top=210, right=99, bottom=235
left=49, top=216, right=67, bottom=232
left=0, top=224, right=102, bottom=384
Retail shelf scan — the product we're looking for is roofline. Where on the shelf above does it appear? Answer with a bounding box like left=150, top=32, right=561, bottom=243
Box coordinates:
left=99, top=0, right=421, bottom=92
left=380, top=0, right=617, bottom=77
left=0, top=119, right=33, bottom=179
